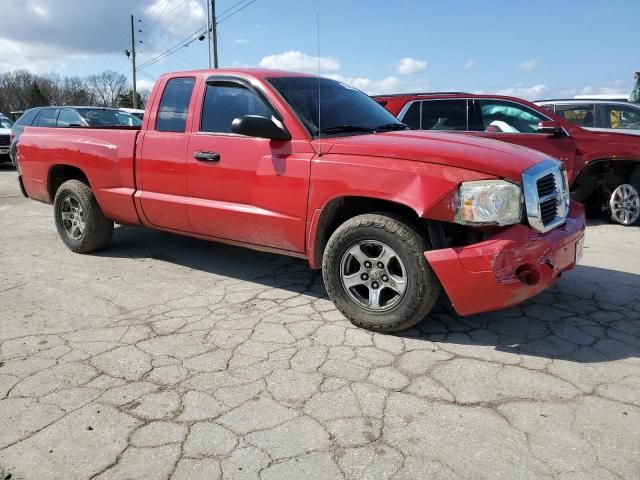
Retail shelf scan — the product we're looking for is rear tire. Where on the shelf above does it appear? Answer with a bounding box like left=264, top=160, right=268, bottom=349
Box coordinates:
left=322, top=213, right=440, bottom=332
left=607, top=169, right=640, bottom=226
left=53, top=180, right=114, bottom=253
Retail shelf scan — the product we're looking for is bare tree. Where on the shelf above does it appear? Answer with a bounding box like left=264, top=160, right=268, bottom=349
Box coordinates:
left=0, top=69, right=131, bottom=116
left=60, top=76, right=95, bottom=105
left=87, top=70, right=128, bottom=107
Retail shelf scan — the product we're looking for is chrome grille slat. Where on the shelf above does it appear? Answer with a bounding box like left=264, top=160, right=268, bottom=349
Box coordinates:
left=522, top=159, right=570, bottom=233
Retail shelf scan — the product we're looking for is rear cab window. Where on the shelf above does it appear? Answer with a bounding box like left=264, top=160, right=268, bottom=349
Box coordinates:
left=156, top=77, right=196, bottom=132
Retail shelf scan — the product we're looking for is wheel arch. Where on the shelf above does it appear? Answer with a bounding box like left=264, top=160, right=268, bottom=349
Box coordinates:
left=308, top=195, right=429, bottom=269
left=572, top=158, right=640, bottom=202
left=47, top=164, right=90, bottom=202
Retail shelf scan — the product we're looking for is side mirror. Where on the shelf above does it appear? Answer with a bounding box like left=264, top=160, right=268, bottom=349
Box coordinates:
left=231, top=115, right=291, bottom=141
left=537, top=120, right=563, bottom=135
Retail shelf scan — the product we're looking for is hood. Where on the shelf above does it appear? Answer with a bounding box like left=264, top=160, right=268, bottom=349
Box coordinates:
left=585, top=128, right=640, bottom=139
left=313, top=130, right=550, bottom=181
left=0, top=128, right=11, bottom=135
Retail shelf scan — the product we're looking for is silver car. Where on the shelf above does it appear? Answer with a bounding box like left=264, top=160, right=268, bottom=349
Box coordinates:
left=535, top=99, right=640, bottom=137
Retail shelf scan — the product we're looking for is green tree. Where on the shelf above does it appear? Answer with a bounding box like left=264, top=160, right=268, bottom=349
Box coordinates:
left=117, top=89, right=143, bottom=109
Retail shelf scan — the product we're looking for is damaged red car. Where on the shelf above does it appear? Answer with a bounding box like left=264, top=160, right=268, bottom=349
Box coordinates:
left=16, top=70, right=585, bottom=331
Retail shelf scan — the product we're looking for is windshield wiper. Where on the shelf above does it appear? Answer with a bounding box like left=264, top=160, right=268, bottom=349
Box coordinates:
left=319, top=125, right=376, bottom=134
left=374, top=122, right=409, bottom=131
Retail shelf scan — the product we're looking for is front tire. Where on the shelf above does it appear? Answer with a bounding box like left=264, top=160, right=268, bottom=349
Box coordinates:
left=53, top=180, right=114, bottom=253
left=322, top=213, right=441, bottom=332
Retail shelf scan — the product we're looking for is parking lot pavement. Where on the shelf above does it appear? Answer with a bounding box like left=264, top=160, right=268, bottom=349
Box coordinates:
left=0, top=165, right=639, bottom=480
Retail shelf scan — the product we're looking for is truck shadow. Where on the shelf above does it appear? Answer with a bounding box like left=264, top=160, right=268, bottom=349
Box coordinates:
left=100, top=225, right=640, bottom=363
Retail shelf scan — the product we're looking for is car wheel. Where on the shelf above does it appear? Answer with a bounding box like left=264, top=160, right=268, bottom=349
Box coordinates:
left=608, top=181, right=640, bottom=226
left=53, top=180, right=114, bottom=253
left=322, top=213, right=441, bottom=332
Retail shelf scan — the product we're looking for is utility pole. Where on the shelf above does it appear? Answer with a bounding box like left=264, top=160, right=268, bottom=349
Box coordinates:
left=130, top=14, right=138, bottom=109
left=208, top=0, right=218, bottom=68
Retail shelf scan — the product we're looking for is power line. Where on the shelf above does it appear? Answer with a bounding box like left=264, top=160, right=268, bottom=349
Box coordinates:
left=144, top=0, right=191, bottom=42
left=217, top=0, right=257, bottom=24
left=217, top=0, right=249, bottom=18
left=137, top=25, right=208, bottom=69
left=136, top=0, right=259, bottom=72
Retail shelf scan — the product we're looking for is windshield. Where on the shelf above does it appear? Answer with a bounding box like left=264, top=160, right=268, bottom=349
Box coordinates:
left=267, top=76, right=405, bottom=137
left=77, top=109, right=142, bottom=127
left=0, top=117, right=13, bottom=129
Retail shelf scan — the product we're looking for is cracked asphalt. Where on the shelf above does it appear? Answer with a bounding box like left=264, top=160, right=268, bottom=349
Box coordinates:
left=0, top=165, right=639, bottom=479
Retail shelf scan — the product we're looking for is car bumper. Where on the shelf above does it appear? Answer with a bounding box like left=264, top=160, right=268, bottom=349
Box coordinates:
left=425, top=201, right=586, bottom=316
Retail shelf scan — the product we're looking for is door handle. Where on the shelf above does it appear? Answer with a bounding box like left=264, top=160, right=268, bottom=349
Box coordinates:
left=194, top=151, right=220, bottom=162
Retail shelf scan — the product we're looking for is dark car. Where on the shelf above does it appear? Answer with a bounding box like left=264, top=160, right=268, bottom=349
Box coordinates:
left=0, top=115, right=13, bottom=163
left=10, top=106, right=142, bottom=165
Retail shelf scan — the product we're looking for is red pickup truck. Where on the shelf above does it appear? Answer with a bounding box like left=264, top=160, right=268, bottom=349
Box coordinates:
left=16, top=69, right=585, bottom=331
left=375, top=92, right=640, bottom=225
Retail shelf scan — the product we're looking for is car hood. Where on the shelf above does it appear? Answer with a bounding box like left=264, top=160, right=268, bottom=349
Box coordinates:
left=586, top=127, right=640, bottom=138
left=313, top=130, right=550, bottom=181
left=0, top=128, right=11, bottom=135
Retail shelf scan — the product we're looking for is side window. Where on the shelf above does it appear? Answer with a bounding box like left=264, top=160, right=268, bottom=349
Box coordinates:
left=420, top=100, right=468, bottom=131
left=401, top=102, right=421, bottom=129
left=16, top=109, right=39, bottom=126
left=35, top=109, right=59, bottom=127
left=479, top=100, right=546, bottom=133
left=553, top=104, right=595, bottom=128
left=200, top=82, right=273, bottom=134
left=57, top=109, right=85, bottom=127
left=603, top=105, right=640, bottom=130
left=539, top=104, right=555, bottom=114
left=156, top=77, right=196, bottom=132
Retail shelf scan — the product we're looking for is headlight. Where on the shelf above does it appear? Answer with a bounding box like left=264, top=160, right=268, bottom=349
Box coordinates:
left=456, top=180, right=523, bottom=226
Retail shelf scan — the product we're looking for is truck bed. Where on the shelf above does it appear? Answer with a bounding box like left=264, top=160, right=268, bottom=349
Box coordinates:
left=18, top=126, right=141, bottom=225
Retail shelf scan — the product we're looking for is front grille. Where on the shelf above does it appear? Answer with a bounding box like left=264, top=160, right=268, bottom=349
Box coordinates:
left=536, top=173, right=556, bottom=197
left=522, top=160, right=570, bottom=233
left=0, top=135, right=9, bottom=146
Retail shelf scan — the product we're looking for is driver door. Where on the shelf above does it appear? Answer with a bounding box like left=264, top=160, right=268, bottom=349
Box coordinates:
left=186, top=78, right=313, bottom=253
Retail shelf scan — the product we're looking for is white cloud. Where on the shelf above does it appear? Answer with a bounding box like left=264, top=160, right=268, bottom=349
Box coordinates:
left=579, top=85, right=629, bottom=96
left=145, top=0, right=206, bottom=36
left=464, top=60, right=475, bottom=70
left=31, top=4, right=49, bottom=18
left=476, top=84, right=548, bottom=100
left=517, top=59, right=539, bottom=71
left=0, top=38, right=86, bottom=73
left=327, top=74, right=401, bottom=95
left=136, top=79, right=155, bottom=91
left=396, top=57, right=427, bottom=75
left=258, top=51, right=340, bottom=73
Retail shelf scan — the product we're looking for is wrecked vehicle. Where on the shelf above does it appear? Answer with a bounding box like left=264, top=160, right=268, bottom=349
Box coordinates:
left=16, top=69, right=585, bottom=331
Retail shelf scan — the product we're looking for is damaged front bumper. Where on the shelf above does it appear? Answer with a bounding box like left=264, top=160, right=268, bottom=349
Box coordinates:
left=425, top=201, right=586, bottom=316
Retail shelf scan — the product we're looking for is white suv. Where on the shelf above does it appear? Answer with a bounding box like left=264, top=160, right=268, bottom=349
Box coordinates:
left=535, top=99, right=640, bottom=137
left=0, top=115, right=13, bottom=162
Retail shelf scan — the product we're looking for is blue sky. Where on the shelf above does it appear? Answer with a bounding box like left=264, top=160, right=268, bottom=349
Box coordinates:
left=2, top=0, right=638, bottom=99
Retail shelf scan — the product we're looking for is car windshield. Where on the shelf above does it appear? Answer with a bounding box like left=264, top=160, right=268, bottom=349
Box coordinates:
left=0, top=117, right=13, bottom=129
left=77, top=109, right=142, bottom=127
left=267, top=76, right=406, bottom=137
